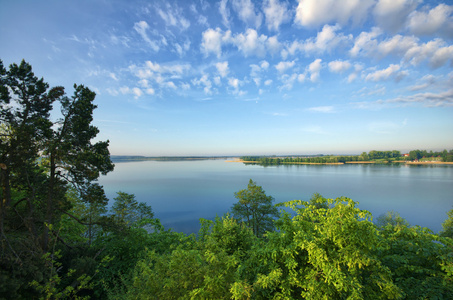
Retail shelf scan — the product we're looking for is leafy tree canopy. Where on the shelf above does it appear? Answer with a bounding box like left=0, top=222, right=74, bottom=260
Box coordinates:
left=231, top=179, right=279, bottom=237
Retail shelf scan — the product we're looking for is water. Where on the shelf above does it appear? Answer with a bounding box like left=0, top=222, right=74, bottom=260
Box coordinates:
left=98, top=159, right=453, bottom=234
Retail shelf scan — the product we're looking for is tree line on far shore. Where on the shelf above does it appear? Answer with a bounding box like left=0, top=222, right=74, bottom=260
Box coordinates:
left=241, top=149, right=453, bottom=165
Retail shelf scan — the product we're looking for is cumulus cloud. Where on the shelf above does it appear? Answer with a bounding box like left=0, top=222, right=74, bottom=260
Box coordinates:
left=284, top=24, right=351, bottom=58
left=133, top=21, right=159, bottom=51
left=403, top=39, right=453, bottom=69
left=201, top=28, right=225, bottom=57
left=250, top=61, right=269, bottom=86
left=328, top=60, right=351, bottom=73
left=365, top=64, right=407, bottom=82
left=407, top=4, right=453, bottom=38
left=295, top=0, right=374, bottom=27
left=267, top=35, right=281, bottom=54
left=376, top=35, right=418, bottom=58
left=192, top=74, right=213, bottom=94
left=216, top=61, right=229, bottom=77
left=350, top=27, right=382, bottom=57
left=263, top=0, right=291, bottom=31
left=232, top=0, right=262, bottom=28
left=373, top=0, right=418, bottom=33
left=117, top=86, right=144, bottom=99
left=201, top=28, right=277, bottom=58
left=346, top=63, right=364, bottom=83
left=228, top=77, right=246, bottom=95
left=350, top=27, right=453, bottom=69
left=233, top=28, right=268, bottom=57
left=275, top=60, right=295, bottom=73
left=308, top=59, right=322, bottom=82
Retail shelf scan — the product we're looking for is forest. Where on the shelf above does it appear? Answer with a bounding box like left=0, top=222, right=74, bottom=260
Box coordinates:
left=1, top=60, right=452, bottom=299
left=241, top=149, right=453, bottom=166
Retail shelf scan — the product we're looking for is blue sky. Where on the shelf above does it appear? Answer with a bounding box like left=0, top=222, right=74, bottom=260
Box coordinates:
left=1, top=0, right=452, bottom=156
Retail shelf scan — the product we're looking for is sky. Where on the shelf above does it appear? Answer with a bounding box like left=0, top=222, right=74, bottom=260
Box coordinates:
left=1, top=0, right=452, bottom=156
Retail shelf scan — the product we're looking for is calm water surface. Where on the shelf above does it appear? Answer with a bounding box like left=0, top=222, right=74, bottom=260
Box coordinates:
left=99, top=159, right=453, bottom=234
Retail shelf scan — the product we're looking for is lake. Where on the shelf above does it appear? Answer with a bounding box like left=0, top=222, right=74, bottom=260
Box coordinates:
left=99, top=159, right=453, bottom=234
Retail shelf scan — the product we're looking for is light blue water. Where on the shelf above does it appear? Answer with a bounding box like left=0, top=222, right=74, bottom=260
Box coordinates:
left=98, top=159, right=453, bottom=234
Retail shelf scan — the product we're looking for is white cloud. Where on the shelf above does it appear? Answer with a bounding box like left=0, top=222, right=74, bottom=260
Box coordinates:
left=404, top=39, right=453, bottom=69
left=407, top=4, right=453, bottom=38
left=192, top=74, right=213, bottom=95
left=328, top=60, right=351, bottom=73
left=219, top=0, right=230, bottom=28
left=216, top=61, right=229, bottom=77
left=376, top=35, right=418, bottom=58
left=174, top=40, right=191, bottom=56
left=201, top=28, right=224, bottom=57
left=408, top=74, right=436, bottom=91
left=295, top=0, right=374, bottom=27
left=233, top=29, right=268, bottom=57
left=348, top=64, right=363, bottom=83
left=385, top=89, right=453, bottom=107
left=350, top=27, right=382, bottom=57
left=133, top=21, right=159, bottom=51
left=264, top=79, right=273, bottom=85
left=308, top=59, right=322, bottom=82
left=250, top=62, right=269, bottom=86
left=228, top=77, right=240, bottom=89
left=263, top=0, right=291, bottom=31
left=275, top=60, right=295, bottom=74
left=350, top=27, right=453, bottom=69
left=267, top=35, right=281, bottom=54
left=156, top=3, right=190, bottom=30
left=228, top=77, right=246, bottom=95
left=232, top=0, right=262, bottom=28
left=373, top=0, right=418, bottom=33
left=365, top=64, right=406, bottom=82
left=279, top=73, right=298, bottom=90
left=109, top=72, right=118, bottom=81
left=118, top=86, right=143, bottom=99
left=284, top=24, right=351, bottom=57
left=308, top=106, right=335, bottom=113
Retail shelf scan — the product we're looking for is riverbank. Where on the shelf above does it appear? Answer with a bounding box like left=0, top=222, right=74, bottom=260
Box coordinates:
left=226, top=159, right=453, bottom=165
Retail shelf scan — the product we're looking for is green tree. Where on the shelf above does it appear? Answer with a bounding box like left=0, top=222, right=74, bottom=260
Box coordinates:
left=233, top=196, right=401, bottom=299
left=111, top=191, right=154, bottom=228
left=378, top=224, right=453, bottom=299
left=440, top=207, right=453, bottom=238
left=375, top=211, right=410, bottom=228
left=231, top=179, right=279, bottom=237
left=0, top=59, right=114, bottom=298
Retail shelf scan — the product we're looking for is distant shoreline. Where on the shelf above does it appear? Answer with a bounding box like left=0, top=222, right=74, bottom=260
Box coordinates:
left=226, top=159, right=453, bottom=165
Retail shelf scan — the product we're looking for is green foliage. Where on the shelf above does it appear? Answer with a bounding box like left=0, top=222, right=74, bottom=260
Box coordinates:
left=127, top=215, right=254, bottom=299
left=378, top=225, right=453, bottom=299
left=111, top=191, right=154, bottom=228
left=375, top=211, right=410, bottom=229
left=231, top=179, right=279, bottom=237
left=236, top=197, right=401, bottom=299
left=0, top=59, right=113, bottom=299
left=440, top=208, right=453, bottom=238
